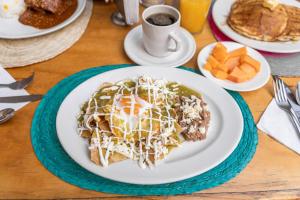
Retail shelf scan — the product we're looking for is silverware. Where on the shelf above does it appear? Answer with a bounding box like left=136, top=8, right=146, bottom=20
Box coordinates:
left=0, top=108, right=15, bottom=124
left=296, top=82, right=300, bottom=105
left=0, top=94, right=43, bottom=103
left=282, top=80, right=300, bottom=120
left=0, top=72, right=34, bottom=90
left=273, top=76, right=300, bottom=135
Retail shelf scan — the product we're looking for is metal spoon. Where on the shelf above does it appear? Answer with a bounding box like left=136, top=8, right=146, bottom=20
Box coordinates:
left=0, top=108, right=15, bottom=124
left=296, top=82, right=300, bottom=105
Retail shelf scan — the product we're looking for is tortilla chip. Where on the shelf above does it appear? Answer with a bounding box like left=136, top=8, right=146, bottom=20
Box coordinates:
left=80, top=130, right=92, bottom=139
left=90, top=147, right=128, bottom=166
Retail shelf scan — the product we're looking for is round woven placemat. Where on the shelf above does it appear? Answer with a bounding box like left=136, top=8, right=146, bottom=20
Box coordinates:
left=0, top=0, right=93, bottom=68
left=31, top=64, right=258, bottom=196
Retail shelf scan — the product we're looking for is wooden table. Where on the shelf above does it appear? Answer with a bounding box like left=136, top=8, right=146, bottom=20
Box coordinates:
left=1, top=1, right=300, bottom=199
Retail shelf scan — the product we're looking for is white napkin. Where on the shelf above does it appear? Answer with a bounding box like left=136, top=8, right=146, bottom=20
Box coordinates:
left=257, top=99, right=300, bottom=154
left=0, top=65, right=29, bottom=111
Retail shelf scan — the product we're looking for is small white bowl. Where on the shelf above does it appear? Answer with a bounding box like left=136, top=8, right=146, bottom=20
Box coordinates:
left=197, top=41, right=271, bottom=92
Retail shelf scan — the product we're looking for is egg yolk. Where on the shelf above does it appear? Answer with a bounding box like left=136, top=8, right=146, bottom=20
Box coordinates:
left=119, top=95, right=142, bottom=115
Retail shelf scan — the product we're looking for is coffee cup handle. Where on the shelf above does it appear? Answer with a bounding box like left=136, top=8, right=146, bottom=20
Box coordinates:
left=168, top=32, right=182, bottom=52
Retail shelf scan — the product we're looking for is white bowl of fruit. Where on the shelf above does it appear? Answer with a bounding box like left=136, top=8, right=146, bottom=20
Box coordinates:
left=197, top=42, right=271, bottom=92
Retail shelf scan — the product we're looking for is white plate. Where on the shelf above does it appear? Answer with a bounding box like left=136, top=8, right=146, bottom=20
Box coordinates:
left=124, top=25, right=196, bottom=68
left=0, top=0, right=86, bottom=39
left=56, top=66, right=244, bottom=185
left=198, top=42, right=271, bottom=92
left=212, top=0, right=300, bottom=53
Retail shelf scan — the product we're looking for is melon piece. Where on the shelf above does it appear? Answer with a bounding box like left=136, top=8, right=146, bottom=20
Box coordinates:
left=216, top=63, right=230, bottom=73
left=228, top=47, right=247, bottom=58
left=207, top=55, right=219, bottom=68
left=212, top=43, right=228, bottom=63
left=224, top=56, right=240, bottom=72
left=227, top=67, right=248, bottom=83
left=211, top=69, right=228, bottom=80
left=241, top=55, right=261, bottom=72
left=239, top=63, right=257, bottom=80
left=204, top=62, right=212, bottom=71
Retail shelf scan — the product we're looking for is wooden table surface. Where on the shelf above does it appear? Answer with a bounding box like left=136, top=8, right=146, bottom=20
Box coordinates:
left=1, top=1, right=300, bottom=199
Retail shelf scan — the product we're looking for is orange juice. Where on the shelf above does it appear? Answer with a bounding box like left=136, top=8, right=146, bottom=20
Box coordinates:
left=180, top=0, right=211, bottom=33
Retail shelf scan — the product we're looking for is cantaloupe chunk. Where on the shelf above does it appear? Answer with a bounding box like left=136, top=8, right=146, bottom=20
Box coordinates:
left=204, top=43, right=261, bottom=83
left=204, top=62, right=212, bottom=71
left=224, top=56, right=240, bottom=72
left=228, top=47, right=247, bottom=58
left=216, top=64, right=230, bottom=73
left=207, top=55, right=219, bottom=68
left=241, top=55, right=261, bottom=72
left=212, top=43, right=228, bottom=63
left=227, top=67, right=248, bottom=83
left=239, top=63, right=257, bottom=80
left=211, top=69, right=228, bottom=80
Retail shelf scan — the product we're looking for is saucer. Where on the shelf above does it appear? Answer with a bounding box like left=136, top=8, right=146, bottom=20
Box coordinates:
left=124, top=25, right=196, bottom=68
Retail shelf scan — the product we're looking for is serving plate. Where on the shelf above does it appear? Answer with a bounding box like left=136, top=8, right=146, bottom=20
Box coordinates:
left=56, top=66, right=243, bottom=185
left=212, top=0, right=300, bottom=53
left=0, top=0, right=86, bottom=39
left=198, top=42, right=271, bottom=92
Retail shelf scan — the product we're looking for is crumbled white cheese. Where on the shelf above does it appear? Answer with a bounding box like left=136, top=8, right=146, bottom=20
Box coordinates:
left=182, top=118, right=191, bottom=124
left=199, top=126, right=206, bottom=134
left=180, top=97, right=202, bottom=120
left=188, top=125, right=197, bottom=133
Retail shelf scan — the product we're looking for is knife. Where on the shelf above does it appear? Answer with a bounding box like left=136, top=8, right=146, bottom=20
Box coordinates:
left=296, top=82, right=300, bottom=105
left=283, top=83, right=300, bottom=119
left=0, top=94, right=43, bottom=103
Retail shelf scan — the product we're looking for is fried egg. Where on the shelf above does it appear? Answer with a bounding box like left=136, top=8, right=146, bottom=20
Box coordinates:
left=0, top=0, right=25, bottom=18
left=118, top=94, right=153, bottom=132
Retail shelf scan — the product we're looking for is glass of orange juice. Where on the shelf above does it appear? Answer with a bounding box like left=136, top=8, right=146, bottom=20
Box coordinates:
left=180, top=0, right=212, bottom=34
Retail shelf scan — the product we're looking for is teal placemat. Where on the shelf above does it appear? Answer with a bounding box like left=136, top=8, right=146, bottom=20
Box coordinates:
left=31, top=64, right=258, bottom=196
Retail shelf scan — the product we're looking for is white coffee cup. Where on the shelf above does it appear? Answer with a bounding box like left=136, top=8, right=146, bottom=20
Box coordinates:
left=142, top=5, right=182, bottom=57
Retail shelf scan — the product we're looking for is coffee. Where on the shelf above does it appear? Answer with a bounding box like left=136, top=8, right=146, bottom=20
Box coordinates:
left=146, top=13, right=176, bottom=26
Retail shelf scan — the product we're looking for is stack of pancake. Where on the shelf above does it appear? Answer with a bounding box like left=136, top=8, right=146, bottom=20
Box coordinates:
left=228, top=0, right=300, bottom=41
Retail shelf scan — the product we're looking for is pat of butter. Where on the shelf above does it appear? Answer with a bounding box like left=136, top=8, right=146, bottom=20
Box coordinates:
left=263, top=0, right=279, bottom=10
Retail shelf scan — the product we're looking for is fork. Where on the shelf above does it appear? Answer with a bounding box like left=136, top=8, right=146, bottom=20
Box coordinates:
left=0, top=72, right=34, bottom=90
left=273, top=75, right=300, bottom=135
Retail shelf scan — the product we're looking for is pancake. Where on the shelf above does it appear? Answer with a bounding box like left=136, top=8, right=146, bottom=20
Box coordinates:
left=277, top=5, right=300, bottom=41
left=228, top=0, right=289, bottom=41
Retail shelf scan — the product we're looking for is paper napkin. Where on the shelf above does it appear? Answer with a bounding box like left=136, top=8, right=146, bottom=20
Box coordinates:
left=0, top=65, right=29, bottom=111
left=257, top=99, right=300, bottom=154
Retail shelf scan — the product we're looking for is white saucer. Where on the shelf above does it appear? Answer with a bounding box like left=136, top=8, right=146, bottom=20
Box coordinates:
left=197, top=42, right=271, bottom=92
left=124, top=25, right=196, bottom=68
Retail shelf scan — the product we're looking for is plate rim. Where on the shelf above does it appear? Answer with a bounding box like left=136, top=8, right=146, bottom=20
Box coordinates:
left=0, top=0, right=86, bottom=39
left=124, top=25, right=196, bottom=68
left=56, top=66, right=244, bottom=185
left=197, top=41, right=271, bottom=92
left=212, top=0, right=300, bottom=53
